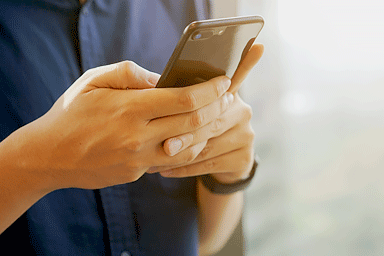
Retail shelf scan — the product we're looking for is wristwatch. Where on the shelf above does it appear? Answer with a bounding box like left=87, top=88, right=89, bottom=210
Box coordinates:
left=200, top=159, right=258, bottom=195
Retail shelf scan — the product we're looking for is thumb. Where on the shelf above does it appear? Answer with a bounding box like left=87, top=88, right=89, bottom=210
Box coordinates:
left=229, top=43, right=264, bottom=94
left=90, top=60, right=160, bottom=90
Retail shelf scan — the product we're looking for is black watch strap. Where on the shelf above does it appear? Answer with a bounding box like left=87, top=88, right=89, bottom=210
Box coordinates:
left=200, top=159, right=258, bottom=195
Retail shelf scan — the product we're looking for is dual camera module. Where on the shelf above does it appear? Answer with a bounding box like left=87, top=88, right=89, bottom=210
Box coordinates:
left=191, top=27, right=226, bottom=40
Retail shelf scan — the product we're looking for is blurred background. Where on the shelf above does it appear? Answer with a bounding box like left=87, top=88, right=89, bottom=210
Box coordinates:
left=212, top=0, right=384, bottom=255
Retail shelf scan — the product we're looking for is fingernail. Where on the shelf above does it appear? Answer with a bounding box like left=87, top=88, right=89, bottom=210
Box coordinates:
left=168, top=138, right=183, bottom=156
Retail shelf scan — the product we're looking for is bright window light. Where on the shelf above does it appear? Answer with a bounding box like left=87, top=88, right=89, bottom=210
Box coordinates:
left=278, top=0, right=384, bottom=70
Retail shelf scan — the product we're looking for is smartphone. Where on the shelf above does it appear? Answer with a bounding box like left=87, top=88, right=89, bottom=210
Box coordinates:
left=156, top=15, right=264, bottom=88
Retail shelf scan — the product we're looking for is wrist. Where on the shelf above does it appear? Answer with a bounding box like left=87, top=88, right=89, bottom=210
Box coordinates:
left=0, top=121, right=57, bottom=233
left=210, top=159, right=254, bottom=184
left=1, top=120, right=58, bottom=195
left=200, top=158, right=258, bottom=195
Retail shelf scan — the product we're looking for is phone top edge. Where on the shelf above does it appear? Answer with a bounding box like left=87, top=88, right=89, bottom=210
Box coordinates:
left=156, top=15, right=264, bottom=88
left=185, top=15, right=264, bottom=33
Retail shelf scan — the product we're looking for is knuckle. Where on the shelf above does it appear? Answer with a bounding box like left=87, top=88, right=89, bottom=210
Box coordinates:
left=247, top=127, right=256, bottom=141
left=83, top=68, right=93, bottom=77
left=120, top=60, right=137, bottom=79
left=204, top=159, right=216, bottom=171
left=190, top=110, right=204, bottom=128
left=198, top=144, right=211, bottom=159
left=180, top=91, right=198, bottom=110
left=125, top=138, right=144, bottom=152
left=210, top=118, right=223, bottom=135
left=122, top=60, right=137, bottom=71
left=213, top=77, right=230, bottom=97
left=219, top=96, right=228, bottom=112
left=214, top=80, right=222, bottom=98
left=243, top=104, right=253, bottom=121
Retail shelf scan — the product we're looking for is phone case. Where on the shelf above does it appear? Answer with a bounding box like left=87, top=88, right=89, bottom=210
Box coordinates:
left=156, top=15, right=264, bottom=88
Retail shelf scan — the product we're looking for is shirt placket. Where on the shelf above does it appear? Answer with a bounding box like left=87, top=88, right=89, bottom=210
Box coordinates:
left=78, top=0, right=103, bottom=70
left=99, top=186, right=142, bottom=256
left=77, top=2, right=141, bottom=255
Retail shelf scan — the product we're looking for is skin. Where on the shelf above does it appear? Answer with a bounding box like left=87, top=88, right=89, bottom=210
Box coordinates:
left=0, top=3, right=264, bottom=249
left=199, top=44, right=264, bottom=255
left=151, top=44, right=264, bottom=255
left=0, top=60, right=234, bottom=231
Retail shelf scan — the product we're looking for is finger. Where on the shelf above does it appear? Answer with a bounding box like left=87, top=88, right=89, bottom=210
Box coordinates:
left=162, top=94, right=251, bottom=156
left=159, top=147, right=252, bottom=178
left=229, top=43, right=264, bottom=94
left=89, top=66, right=231, bottom=120
left=163, top=133, right=194, bottom=157
left=153, top=123, right=254, bottom=172
left=89, top=60, right=161, bottom=90
left=142, top=75, right=231, bottom=119
left=147, top=141, right=207, bottom=169
left=149, top=91, right=234, bottom=139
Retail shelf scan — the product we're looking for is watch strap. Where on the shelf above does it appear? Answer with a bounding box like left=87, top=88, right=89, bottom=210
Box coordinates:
left=200, top=159, right=258, bottom=195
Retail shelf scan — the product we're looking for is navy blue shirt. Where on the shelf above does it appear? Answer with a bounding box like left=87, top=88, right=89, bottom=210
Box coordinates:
left=0, top=0, right=209, bottom=255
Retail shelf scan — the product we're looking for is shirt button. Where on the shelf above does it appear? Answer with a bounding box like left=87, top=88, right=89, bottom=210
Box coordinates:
left=121, top=251, right=131, bottom=256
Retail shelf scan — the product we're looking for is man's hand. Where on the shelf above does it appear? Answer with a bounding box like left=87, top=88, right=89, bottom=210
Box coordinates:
left=149, top=44, right=264, bottom=182
left=20, top=61, right=234, bottom=191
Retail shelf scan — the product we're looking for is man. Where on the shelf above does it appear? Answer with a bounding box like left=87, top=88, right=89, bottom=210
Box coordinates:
left=0, top=0, right=263, bottom=255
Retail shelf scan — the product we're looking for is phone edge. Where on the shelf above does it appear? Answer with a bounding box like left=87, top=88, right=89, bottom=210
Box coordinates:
left=156, top=15, right=264, bottom=88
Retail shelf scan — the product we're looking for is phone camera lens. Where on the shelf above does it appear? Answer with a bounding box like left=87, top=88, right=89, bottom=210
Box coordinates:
left=193, top=33, right=202, bottom=40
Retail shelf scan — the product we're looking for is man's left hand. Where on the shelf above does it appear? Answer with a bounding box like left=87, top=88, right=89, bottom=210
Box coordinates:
left=147, top=44, right=264, bottom=182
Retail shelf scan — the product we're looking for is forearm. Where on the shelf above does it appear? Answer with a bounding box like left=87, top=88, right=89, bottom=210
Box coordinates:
left=0, top=122, right=53, bottom=234
left=197, top=180, right=244, bottom=256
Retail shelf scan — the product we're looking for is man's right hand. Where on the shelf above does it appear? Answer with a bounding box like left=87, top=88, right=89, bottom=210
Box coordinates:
left=21, top=61, right=233, bottom=190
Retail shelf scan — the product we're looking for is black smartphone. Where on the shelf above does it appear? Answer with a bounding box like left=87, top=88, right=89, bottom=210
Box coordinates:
left=156, top=15, right=264, bottom=88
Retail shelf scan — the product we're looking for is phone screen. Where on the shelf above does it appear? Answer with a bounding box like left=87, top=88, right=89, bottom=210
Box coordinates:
left=156, top=17, right=264, bottom=88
